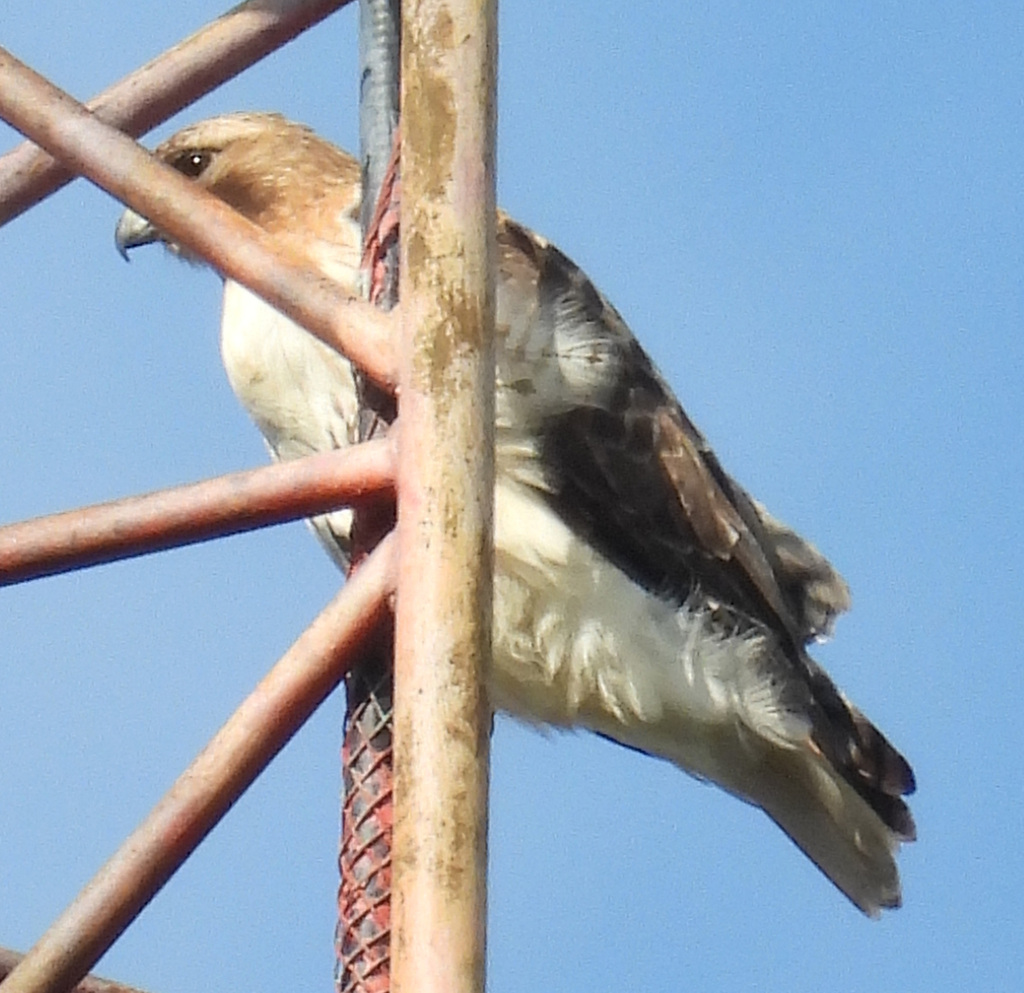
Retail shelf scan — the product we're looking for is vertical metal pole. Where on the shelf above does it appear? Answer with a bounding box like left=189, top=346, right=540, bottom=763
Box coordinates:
left=358, top=0, right=401, bottom=308
left=336, top=4, right=402, bottom=991
left=391, top=0, right=496, bottom=990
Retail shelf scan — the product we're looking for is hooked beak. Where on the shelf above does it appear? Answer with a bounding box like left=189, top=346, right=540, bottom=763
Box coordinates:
left=114, top=208, right=160, bottom=261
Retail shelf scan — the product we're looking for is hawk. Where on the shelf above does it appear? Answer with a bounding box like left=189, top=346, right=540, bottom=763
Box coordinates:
left=115, top=112, right=915, bottom=915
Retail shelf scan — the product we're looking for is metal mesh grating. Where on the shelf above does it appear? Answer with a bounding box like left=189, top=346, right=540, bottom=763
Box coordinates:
left=336, top=637, right=394, bottom=993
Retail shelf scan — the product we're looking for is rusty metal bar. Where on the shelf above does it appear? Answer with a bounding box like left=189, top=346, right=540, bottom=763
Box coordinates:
left=0, top=950, right=152, bottom=993
left=335, top=2, right=402, bottom=990
left=0, top=439, right=394, bottom=586
left=0, top=0, right=354, bottom=228
left=336, top=626, right=394, bottom=993
left=0, top=48, right=396, bottom=393
left=0, top=534, right=396, bottom=993
left=390, top=0, right=497, bottom=991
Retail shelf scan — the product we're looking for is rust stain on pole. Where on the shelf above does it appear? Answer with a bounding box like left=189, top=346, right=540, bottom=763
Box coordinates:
left=391, top=0, right=496, bottom=992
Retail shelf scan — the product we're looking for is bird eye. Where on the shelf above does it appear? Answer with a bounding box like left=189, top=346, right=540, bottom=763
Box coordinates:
left=172, top=150, right=214, bottom=178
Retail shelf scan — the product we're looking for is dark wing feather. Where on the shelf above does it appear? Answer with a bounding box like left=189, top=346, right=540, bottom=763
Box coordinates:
left=498, top=218, right=848, bottom=645
left=507, top=223, right=916, bottom=831
left=524, top=304, right=818, bottom=646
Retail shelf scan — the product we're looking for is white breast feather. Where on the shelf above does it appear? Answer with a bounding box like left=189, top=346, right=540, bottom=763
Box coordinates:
left=220, top=281, right=359, bottom=456
left=220, top=280, right=360, bottom=565
left=490, top=477, right=810, bottom=779
left=220, top=275, right=808, bottom=797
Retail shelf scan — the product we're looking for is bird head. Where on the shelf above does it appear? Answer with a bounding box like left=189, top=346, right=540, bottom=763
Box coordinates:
left=114, top=112, right=363, bottom=276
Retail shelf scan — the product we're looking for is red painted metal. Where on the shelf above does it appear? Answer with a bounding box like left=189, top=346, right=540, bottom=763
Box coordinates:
left=0, top=47, right=396, bottom=393
left=337, top=620, right=394, bottom=993
left=0, top=949, right=152, bottom=993
left=0, top=5, right=496, bottom=989
left=0, top=535, right=395, bottom=993
left=336, top=51, right=403, bottom=993
left=0, top=439, right=394, bottom=586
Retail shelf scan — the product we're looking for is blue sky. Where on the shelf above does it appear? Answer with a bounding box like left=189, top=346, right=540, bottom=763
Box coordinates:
left=2, top=2, right=1021, bottom=990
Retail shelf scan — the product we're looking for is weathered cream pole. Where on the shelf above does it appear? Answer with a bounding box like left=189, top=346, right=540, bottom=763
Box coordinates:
left=391, top=0, right=497, bottom=990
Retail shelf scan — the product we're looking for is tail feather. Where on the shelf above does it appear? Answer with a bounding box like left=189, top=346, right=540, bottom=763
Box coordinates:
left=609, top=713, right=912, bottom=916
left=753, top=743, right=908, bottom=916
left=801, top=659, right=917, bottom=845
